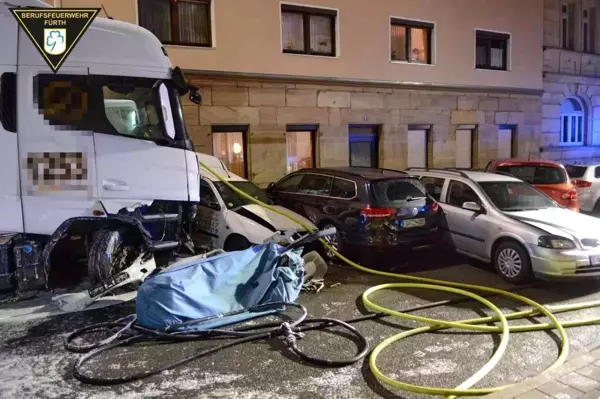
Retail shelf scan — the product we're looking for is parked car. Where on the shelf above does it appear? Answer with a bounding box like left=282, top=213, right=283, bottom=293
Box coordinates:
left=408, top=168, right=600, bottom=283
left=485, top=159, right=579, bottom=212
left=194, top=153, right=317, bottom=252
left=565, top=164, right=600, bottom=213
left=266, top=167, right=441, bottom=263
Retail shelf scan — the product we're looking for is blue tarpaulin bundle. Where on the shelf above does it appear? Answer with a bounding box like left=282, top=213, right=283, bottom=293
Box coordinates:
left=135, top=243, right=304, bottom=332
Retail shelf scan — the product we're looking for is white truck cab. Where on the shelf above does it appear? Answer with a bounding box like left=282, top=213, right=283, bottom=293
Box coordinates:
left=0, top=0, right=203, bottom=299
left=195, top=154, right=316, bottom=251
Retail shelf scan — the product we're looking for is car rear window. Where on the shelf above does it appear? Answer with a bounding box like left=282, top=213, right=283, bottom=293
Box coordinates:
left=565, top=165, right=588, bottom=179
left=371, top=178, right=428, bottom=206
left=495, top=165, right=567, bottom=185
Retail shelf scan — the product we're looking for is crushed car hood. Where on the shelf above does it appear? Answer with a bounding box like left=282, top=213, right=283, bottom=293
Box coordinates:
left=235, top=204, right=316, bottom=232
left=506, top=208, right=600, bottom=243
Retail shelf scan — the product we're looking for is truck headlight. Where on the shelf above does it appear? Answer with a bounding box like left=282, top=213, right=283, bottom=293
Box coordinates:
left=538, top=236, right=576, bottom=249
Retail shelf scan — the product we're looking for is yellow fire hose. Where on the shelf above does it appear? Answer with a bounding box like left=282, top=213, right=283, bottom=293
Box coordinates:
left=199, top=160, right=600, bottom=398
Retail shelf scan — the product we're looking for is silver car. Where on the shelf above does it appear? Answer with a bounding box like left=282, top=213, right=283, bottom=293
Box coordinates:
left=407, top=168, right=600, bottom=283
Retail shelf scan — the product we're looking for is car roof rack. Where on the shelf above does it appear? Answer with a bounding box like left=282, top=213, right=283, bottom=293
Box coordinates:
left=405, top=167, right=469, bottom=178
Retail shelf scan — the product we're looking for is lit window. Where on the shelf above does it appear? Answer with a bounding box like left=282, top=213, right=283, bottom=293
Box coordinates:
left=286, top=130, right=315, bottom=174
left=212, top=129, right=247, bottom=178
left=138, top=0, right=212, bottom=47
left=281, top=4, right=337, bottom=57
left=390, top=18, right=433, bottom=64
left=476, top=30, right=509, bottom=71
left=560, top=97, right=585, bottom=146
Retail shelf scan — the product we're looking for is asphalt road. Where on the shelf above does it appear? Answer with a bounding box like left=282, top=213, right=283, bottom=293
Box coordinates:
left=2, top=250, right=600, bottom=399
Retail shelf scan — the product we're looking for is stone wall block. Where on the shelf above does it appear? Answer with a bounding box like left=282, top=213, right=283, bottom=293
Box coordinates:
left=249, top=88, right=286, bottom=106
left=212, top=87, right=249, bottom=106
left=317, top=91, right=351, bottom=108
left=286, top=89, right=318, bottom=107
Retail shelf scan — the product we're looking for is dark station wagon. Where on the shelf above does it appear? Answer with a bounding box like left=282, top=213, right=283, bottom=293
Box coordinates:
left=266, top=167, right=441, bottom=264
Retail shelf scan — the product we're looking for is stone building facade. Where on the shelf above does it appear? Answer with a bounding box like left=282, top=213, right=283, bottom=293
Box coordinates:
left=47, top=0, right=545, bottom=183
left=184, top=77, right=542, bottom=187
left=542, top=0, right=600, bottom=163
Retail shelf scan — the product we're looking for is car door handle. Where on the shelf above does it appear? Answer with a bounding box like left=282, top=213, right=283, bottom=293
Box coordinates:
left=102, top=179, right=129, bottom=191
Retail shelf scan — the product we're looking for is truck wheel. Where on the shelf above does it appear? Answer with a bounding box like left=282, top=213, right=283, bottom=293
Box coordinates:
left=87, top=228, right=140, bottom=284
left=224, top=234, right=252, bottom=252
left=493, top=241, right=533, bottom=284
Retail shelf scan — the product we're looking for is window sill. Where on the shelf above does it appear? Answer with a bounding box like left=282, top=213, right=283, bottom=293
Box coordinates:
left=282, top=51, right=339, bottom=59
left=165, top=44, right=216, bottom=50
left=475, top=67, right=510, bottom=72
left=391, top=60, right=435, bottom=67
left=541, top=144, right=594, bottom=150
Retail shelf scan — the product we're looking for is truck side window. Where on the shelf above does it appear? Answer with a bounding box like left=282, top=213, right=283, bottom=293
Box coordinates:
left=35, top=74, right=91, bottom=130
left=0, top=73, right=17, bottom=133
left=101, top=83, right=164, bottom=142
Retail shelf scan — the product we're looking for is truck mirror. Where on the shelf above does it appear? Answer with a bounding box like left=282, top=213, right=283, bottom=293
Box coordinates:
left=189, top=86, right=202, bottom=105
left=153, top=82, right=176, bottom=140
left=172, top=66, right=189, bottom=96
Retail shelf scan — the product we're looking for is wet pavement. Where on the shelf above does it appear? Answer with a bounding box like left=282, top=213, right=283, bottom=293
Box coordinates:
left=2, top=250, right=600, bottom=399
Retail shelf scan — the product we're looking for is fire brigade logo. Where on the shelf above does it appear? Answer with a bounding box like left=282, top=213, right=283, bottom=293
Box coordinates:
left=44, top=29, right=66, bottom=55
left=10, top=8, right=100, bottom=72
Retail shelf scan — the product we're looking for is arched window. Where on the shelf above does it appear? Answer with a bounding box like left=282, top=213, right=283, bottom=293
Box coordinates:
left=560, top=97, right=585, bottom=146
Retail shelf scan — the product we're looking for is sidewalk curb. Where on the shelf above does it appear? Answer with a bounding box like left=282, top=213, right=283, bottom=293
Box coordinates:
left=484, top=344, right=600, bottom=399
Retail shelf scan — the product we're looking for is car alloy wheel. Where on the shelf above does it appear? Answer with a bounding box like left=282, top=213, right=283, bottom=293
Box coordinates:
left=323, top=224, right=338, bottom=259
left=497, top=248, right=522, bottom=278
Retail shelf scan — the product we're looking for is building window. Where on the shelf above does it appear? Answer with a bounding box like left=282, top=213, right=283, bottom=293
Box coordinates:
left=390, top=18, right=433, bottom=64
left=407, top=127, right=428, bottom=168
left=138, top=0, right=212, bottom=47
left=455, top=128, right=473, bottom=169
left=560, top=97, right=585, bottom=146
left=349, top=125, right=379, bottom=168
left=583, top=7, right=597, bottom=53
left=498, top=126, right=517, bottom=159
left=211, top=126, right=247, bottom=178
left=561, top=2, right=577, bottom=50
left=286, top=125, right=316, bottom=174
left=281, top=4, right=337, bottom=57
left=475, top=30, right=509, bottom=71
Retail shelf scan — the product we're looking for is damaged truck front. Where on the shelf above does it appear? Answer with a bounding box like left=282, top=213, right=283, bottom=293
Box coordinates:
left=0, top=0, right=203, bottom=302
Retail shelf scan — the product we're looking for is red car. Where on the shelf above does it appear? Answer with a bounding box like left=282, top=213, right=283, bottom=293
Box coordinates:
left=485, top=159, right=580, bottom=212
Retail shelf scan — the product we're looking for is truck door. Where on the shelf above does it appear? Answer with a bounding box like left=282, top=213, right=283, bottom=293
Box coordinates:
left=17, top=63, right=98, bottom=235
left=0, top=11, right=23, bottom=233
left=90, top=74, right=191, bottom=214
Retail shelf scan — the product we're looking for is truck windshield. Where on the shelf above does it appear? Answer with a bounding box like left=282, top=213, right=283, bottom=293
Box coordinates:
left=213, top=181, right=274, bottom=209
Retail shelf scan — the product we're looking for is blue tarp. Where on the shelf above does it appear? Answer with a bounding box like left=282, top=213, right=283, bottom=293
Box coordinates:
left=135, top=243, right=304, bottom=331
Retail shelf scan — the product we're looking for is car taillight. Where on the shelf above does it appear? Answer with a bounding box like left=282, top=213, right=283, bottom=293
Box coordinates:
left=561, top=189, right=578, bottom=200
left=360, top=206, right=395, bottom=218
left=431, top=202, right=439, bottom=212
left=572, top=179, right=592, bottom=188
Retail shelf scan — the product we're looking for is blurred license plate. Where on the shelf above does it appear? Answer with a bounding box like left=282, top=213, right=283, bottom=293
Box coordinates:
left=590, top=255, right=600, bottom=266
left=401, top=218, right=425, bottom=228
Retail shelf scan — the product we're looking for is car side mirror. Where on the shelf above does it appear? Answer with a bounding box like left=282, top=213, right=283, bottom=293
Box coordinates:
left=462, top=201, right=483, bottom=213
left=266, top=182, right=275, bottom=194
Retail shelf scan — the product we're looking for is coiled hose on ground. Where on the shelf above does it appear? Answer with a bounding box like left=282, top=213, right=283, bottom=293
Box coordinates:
left=199, top=160, right=600, bottom=398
